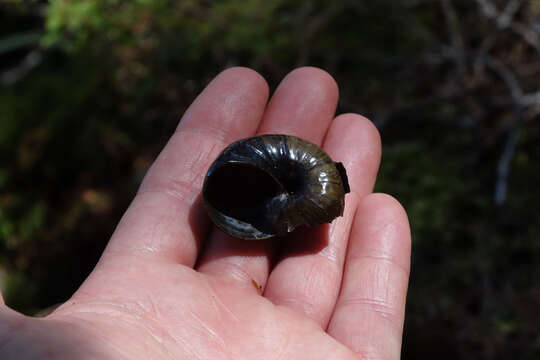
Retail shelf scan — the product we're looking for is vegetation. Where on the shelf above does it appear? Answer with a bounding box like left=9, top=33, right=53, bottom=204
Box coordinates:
left=2, top=0, right=540, bottom=358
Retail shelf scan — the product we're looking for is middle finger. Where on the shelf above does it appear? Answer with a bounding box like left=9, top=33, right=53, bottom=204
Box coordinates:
left=196, top=67, right=339, bottom=291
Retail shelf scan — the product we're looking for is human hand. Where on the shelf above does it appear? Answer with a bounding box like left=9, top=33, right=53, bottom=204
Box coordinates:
left=0, top=67, right=411, bottom=359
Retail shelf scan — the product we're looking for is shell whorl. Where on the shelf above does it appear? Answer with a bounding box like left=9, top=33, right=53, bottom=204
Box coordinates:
left=202, top=135, right=350, bottom=240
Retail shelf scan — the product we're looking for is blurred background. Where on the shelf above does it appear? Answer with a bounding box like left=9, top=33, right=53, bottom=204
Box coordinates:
left=1, top=0, right=539, bottom=358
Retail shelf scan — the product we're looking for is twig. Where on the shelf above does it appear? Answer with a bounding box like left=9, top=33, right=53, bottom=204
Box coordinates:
left=0, top=50, right=43, bottom=87
left=497, top=0, right=522, bottom=29
left=440, top=0, right=467, bottom=82
left=421, top=49, right=529, bottom=206
left=481, top=55, right=524, bottom=206
left=521, top=91, right=540, bottom=106
left=494, top=123, right=521, bottom=205
left=482, top=55, right=523, bottom=101
left=474, top=0, right=522, bottom=28
left=510, top=22, right=540, bottom=53
left=475, top=0, right=540, bottom=53
left=475, top=0, right=498, bottom=19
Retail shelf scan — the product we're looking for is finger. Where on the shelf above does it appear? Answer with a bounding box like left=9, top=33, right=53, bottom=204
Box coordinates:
left=196, top=67, right=339, bottom=290
left=327, top=193, right=411, bottom=359
left=101, top=67, right=269, bottom=267
left=263, top=114, right=381, bottom=327
left=256, top=67, right=338, bottom=141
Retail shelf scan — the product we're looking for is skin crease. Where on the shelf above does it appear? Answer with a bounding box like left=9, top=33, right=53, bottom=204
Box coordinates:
left=0, top=67, right=411, bottom=360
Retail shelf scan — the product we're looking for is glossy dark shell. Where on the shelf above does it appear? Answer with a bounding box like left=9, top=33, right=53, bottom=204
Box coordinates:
left=202, top=134, right=350, bottom=240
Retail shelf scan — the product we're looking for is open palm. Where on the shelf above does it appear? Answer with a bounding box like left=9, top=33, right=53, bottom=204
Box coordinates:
left=0, top=68, right=410, bottom=360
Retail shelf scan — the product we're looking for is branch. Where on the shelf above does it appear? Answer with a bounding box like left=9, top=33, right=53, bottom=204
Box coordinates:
left=475, top=0, right=499, bottom=19
left=481, top=55, right=525, bottom=206
left=494, top=123, right=521, bottom=205
left=521, top=91, right=540, bottom=106
left=419, top=50, right=530, bottom=206
left=0, top=50, right=43, bottom=87
left=510, top=22, right=540, bottom=53
left=497, top=0, right=522, bottom=29
left=474, top=0, right=540, bottom=53
left=0, top=31, right=42, bottom=55
left=440, top=0, right=467, bottom=82
left=474, top=0, right=522, bottom=29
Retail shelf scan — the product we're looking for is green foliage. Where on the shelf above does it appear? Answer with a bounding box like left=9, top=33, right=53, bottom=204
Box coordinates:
left=2, top=269, right=39, bottom=313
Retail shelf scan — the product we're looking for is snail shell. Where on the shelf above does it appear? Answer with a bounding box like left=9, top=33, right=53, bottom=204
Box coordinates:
left=202, top=134, right=350, bottom=240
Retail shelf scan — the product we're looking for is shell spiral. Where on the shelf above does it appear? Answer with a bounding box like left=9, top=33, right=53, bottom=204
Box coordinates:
left=202, top=134, right=350, bottom=240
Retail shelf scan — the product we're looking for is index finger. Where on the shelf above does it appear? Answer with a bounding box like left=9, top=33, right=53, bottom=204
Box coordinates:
left=101, top=67, right=269, bottom=266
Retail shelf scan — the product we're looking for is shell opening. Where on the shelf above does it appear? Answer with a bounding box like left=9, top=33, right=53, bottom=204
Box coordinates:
left=204, top=163, right=287, bottom=235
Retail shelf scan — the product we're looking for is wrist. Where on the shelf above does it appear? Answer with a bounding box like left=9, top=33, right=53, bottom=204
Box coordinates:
left=0, top=310, right=109, bottom=360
